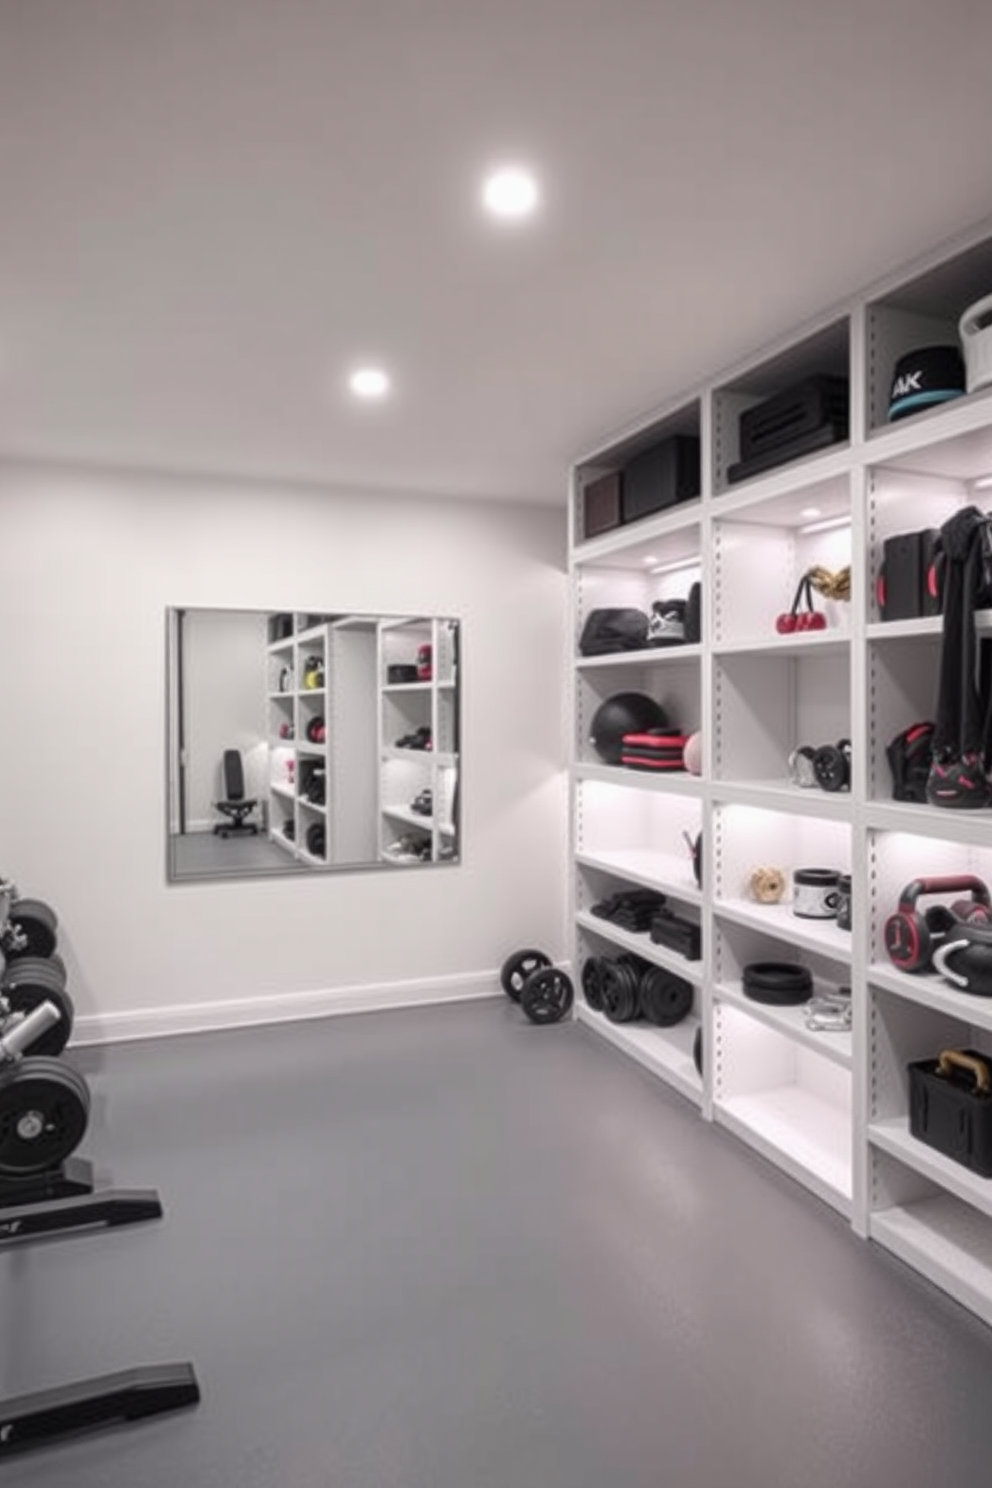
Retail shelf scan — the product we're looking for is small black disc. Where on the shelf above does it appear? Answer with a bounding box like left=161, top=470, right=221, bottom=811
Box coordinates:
left=520, top=967, right=574, bottom=1025
left=500, top=949, right=552, bottom=1003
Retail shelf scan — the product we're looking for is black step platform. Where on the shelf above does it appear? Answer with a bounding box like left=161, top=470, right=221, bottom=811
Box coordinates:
left=0, top=1363, right=200, bottom=1457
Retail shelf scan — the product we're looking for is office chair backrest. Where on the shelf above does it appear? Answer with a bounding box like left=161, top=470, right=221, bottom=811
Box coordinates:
left=222, top=749, right=246, bottom=802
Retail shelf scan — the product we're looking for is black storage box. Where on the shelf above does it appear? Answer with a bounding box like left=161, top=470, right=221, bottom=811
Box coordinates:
left=909, top=1049, right=992, bottom=1177
left=621, top=435, right=700, bottom=524
left=739, top=375, right=849, bottom=460
left=582, top=472, right=623, bottom=539
left=728, top=375, right=849, bottom=484
left=879, top=529, right=940, bottom=621
left=387, top=664, right=419, bottom=684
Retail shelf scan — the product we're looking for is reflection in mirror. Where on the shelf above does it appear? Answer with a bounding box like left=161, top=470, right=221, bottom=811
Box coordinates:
left=167, top=609, right=461, bottom=881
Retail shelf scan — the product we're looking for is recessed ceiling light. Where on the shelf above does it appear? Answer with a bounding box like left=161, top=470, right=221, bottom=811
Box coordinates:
left=349, top=367, right=390, bottom=399
left=800, top=507, right=822, bottom=520
left=482, top=166, right=540, bottom=220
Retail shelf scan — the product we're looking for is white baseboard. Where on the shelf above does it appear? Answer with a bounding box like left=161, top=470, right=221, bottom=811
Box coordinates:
left=73, top=969, right=503, bottom=1046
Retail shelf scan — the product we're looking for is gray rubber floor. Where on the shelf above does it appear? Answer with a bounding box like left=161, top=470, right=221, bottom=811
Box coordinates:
left=5, top=998, right=992, bottom=1486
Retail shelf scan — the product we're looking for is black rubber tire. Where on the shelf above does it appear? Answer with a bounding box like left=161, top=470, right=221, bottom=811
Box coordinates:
left=4, top=898, right=59, bottom=960
left=500, top=949, right=552, bottom=1003
left=0, top=1057, right=89, bottom=1176
left=1, top=952, right=67, bottom=989
left=520, top=967, right=574, bottom=1025
left=1, top=981, right=75, bottom=1057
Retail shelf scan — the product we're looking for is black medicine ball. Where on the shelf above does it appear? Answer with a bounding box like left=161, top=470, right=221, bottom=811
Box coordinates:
left=590, top=692, right=669, bottom=764
left=888, top=345, right=966, bottom=421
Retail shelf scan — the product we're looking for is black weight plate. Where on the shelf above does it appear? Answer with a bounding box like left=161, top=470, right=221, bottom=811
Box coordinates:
left=520, top=967, right=574, bottom=1025
left=4, top=899, right=59, bottom=960
left=500, top=949, right=552, bottom=1003
left=600, top=960, right=639, bottom=1024
left=1, top=952, right=67, bottom=990
left=0, top=1057, right=89, bottom=1176
left=639, top=966, right=694, bottom=1027
left=581, top=956, right=607, bottom=1012
left=1, top=982, right=75, bottom=1057
left=693, top=1026, right=704, bottom=1077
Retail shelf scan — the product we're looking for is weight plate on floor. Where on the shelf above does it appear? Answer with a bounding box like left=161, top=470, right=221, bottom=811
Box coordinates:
left=0, top=1057, right=90, bottom=1176
left=500, top=948, right=552, bottom=1003
left=600, top=960, right=639, bottom=1024
left=639, top=965, right=694, bottom=1027
left=1, top=981, right=74, bottom=1057
left=1, top=953, right=67, bottom=990
left=581, top=956, right=607, bottom=1012
left=3, top=899, right=59, bottom=960
left=520, top=966, right=574, bottom=1025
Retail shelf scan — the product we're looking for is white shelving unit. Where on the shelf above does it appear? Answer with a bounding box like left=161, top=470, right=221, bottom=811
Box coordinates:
left=567, top=217, right=992, bottom=1328
left=377, top=617, right=460, bottom=866
left=264, top=613, right=378, bottom=866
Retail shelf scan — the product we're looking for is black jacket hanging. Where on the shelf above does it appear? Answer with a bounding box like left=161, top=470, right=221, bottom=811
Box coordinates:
left=926, top=505, right=992, bottom=808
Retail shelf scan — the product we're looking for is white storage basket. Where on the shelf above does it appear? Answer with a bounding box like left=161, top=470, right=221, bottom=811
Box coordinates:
left=959, top=291, right=992, bottom=393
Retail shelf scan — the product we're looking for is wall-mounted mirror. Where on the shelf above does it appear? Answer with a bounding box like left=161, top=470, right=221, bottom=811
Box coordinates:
left=167, top=608, right=460, bottom=881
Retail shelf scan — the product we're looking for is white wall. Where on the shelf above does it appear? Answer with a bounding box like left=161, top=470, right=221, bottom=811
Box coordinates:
left=0, top=463, right=569, bottom=1038
left=182, top=607, right=269, bottom=829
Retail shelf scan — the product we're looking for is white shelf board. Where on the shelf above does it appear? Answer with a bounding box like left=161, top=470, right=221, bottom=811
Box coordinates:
left=575, top=848, right=701, bottom=906
left=870, top=1197, right=992, bottom=1330
left=298, top=798, right=327, bottom=816
left=867, top=614, right=992, bottom=643
left=297, top=743, right=326, bottom=756
left=713, top=631, right=851, bottom=660
left=266, top=639, right=294, bottom=656
left=298, top=848, right=327, bottom=867
left=575, top=1002, right=702, bottom=1108
left=382, top=805, right=432, bottom=830
left=865, top=800, right=992, bottom=845
left=575, top=910, right=703, bottom=985
left=576, top=644, right=702, bottom=669
left=267, top=691, right=295, bottom=701
left=271, top=832, right=296, bottom=857
left=575, top=763, right=704, bottom=796
left=716, top=898, right=853, bottom=964
left=382, top=681, right=431, bottom=692
left=864, top=384, right=992, bottom=480
left=715, top=982, right=852, bottom=1069
left=572, top=503, right=702, bottom=569
left=869, top=962, right=992, bottom=1032
left=711, top=779, right=853, bottom=819
left=711, top=447, right=852, bottom=519
left=381, top=747, right=434, bottom=763
left=270, top=782, right=296, bottom=799
left=715, top=1085, right=853, bottom=1216
left=870, top=1117, right=992, bottom=1221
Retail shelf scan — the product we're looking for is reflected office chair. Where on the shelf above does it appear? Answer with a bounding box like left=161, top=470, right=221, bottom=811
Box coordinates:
left=213, top=749, right=259, bottom=837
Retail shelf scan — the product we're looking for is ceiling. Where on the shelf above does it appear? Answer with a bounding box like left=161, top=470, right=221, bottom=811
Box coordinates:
left=1, top=0, right=992, bottom=504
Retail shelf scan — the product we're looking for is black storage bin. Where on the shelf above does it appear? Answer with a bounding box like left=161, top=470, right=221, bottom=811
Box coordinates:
left=739, top=375, right=849, bottom=460
left=621, top=435, right=700, bottom=524
left=582, top=472, right=623, bottom=539
left=909, top=1049, right=992, bottom=1176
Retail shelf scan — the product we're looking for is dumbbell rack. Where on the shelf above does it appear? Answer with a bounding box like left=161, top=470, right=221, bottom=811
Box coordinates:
left=568, top=212, right=992, bottom=1330
left=0, top=985, right=200, bottom=1457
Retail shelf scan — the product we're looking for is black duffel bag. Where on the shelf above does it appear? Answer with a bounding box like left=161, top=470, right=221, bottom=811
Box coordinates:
left=579, top=608, right=649, bottom=656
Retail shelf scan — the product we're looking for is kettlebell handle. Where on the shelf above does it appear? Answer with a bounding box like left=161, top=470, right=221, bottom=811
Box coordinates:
left=936, top=1048, right=991, bottom=1095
